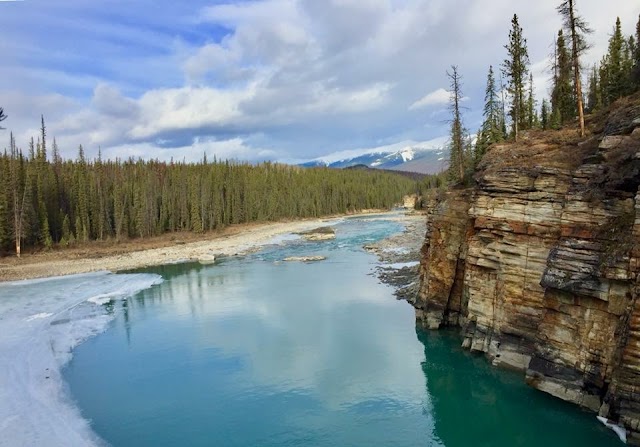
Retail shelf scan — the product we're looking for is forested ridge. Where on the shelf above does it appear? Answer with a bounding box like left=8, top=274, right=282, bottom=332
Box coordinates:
left=0, top=124, right=416, bottom=256
left=447, top=8, right=640, bottom=184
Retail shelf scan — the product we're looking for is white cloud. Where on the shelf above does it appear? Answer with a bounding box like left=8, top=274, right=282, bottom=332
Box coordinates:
left=130, top=86, right=249, bottom=139
left=103, top=137, right=278, bottom=164
left=1, top=0, right=639, bottom=162
left=409, top=88, right=450, bottom=110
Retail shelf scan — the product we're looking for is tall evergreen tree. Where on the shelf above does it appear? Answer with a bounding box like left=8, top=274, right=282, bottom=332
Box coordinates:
left=540, top=99, right=550, bottom=130
left=623, top=35, right=636, bottom=94
left=551, top=30, right=576, bottom=124
left=603, top=17, right=626, bottom=105
left=0, top=108, right=6, bottom=130
left=476, top=66, right=504, bottom=160
left=446, top=66, right=466, bottom=183
left=557, top=0, right=591, bottom=137
left=36, top=117, right=52, bottom=247
left=526, top=72, right=537, bottom=129
left=502, top=14, right=530, bottom=141
left=8, top=133, right=34, bottom=257
left=586, top=65, right=602, bottom=113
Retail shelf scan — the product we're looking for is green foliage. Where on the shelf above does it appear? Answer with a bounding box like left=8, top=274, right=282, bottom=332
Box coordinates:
left=551, top=30, right=576, bottom=124
left=526, top=72, right=538, bottom=129
left=586, top=65, right=602, bottom=113
left=540, top=99, right=550, bottom=130
left=598, top=17, right=640, bottom=106
left=476, top=66, right=505, bottom=161
left=0, top=131, right=417, bottom=255
left=446, top=66, right=468, bottom=183
left=600, top=17, right=637, bottom=105
left=502, top=14, right=530, bottom=141
left=556, top=0, right=592, bottom=136
left=607, top=18, right=627, bottom=101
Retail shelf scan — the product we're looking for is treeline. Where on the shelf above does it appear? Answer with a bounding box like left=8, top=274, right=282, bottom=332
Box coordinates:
left=0, top=123, right=416, bottom=256
left=447, top=5, right=640, bottom=183
left=587, top=17, right=640, bottom=112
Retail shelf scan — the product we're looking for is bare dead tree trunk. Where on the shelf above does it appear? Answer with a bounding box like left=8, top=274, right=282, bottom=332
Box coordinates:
left=560, top=0, right=591, bottom=137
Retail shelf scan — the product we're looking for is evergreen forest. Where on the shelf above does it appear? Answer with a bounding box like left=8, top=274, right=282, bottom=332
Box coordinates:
left=449, top=7, right=640, bottom=183
left=0, top=124, right=417, bottom=256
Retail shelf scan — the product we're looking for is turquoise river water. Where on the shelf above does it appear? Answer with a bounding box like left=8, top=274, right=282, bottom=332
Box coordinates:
left=63, top=216, right=622, bottom=446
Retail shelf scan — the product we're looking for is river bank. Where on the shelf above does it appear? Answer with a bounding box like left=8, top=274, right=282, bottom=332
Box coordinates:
left=0, top=209, right=422, bottom=447
left=366, top=213, right=426, bottom=301
left=0, top=211, right=396, bottom=282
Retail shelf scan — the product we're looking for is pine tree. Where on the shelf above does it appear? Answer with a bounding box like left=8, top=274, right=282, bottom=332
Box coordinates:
left=502, top=14, right=530, bottom=141
left=550, top=105, right=562, bottom=130
left=622, top=36, right=636, bottom=95
left=526, top=72, right=537, bottom=129
left=75, top=145, right=90, bottom=242
left=476, top=66, right=505, bottom=160
left=36, top=117, right=52, bottom=247
left=0, top=108, right=6, bottom=130
left=0, top=155, right=11, bottom=250
left=61, top=213, right=73, bottom=246
left=551, top=30, right=576, bottom=124
left=540, top=99, right=550, bottom=130
left=586, top=65, right=602, bottom=113
left=603, top=17, right=626, bottom=105
left=446, top=66, right=466, bottom=183
left=557, top=0, right=591, bottom=137
left=8, top=134, right=33, bottom=257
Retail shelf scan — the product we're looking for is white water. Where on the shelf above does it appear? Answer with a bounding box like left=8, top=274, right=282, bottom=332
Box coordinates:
left=0, top=271, right=162, bottom=447
left=597, top=416, right=628, bottom=444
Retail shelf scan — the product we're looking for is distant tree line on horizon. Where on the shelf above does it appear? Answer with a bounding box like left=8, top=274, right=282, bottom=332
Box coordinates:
left=446, top=2, right=640, bottom=184
left=0, top=120, right=417, bottom=257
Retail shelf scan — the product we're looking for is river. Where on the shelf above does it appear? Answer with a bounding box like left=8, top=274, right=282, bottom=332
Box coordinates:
left=1, top=215, right=622, bottom=446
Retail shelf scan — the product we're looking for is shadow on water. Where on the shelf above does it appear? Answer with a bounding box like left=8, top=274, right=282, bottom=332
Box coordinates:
left=416, top=328, right=622, bottom=447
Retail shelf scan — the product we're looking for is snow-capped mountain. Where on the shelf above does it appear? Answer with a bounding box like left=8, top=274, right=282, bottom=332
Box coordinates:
left=300, top=137, right=448, bottom=174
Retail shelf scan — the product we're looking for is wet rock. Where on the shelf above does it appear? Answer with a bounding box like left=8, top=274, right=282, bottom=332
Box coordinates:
left=367, top=215, right=426, bottom=303
left=296, top=227, right=336, bottom=241
left=197, top=254, right=216, bottom=264
left=599, top=136, right=627, bottom=149
left=282, top=256, right=326, bottom=262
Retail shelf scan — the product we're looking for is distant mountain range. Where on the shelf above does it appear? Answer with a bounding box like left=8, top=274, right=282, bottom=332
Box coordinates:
left=299, top=138, right=448, bottom=174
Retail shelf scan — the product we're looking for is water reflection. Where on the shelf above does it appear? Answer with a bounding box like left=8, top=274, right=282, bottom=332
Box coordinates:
left=64, top=218, right=438, bottom=447
left=62, top=214, right=622, bottom=447
left=417, top=329, right=621, bottom=447
left=118, top=251, right=428, bottom=409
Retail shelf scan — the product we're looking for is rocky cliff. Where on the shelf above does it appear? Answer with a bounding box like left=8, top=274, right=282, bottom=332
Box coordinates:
left=415, top=94, right=640, bottom=443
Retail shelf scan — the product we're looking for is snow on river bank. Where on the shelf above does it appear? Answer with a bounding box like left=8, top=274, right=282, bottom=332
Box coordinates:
left=0, top=271, right=162, bottom=447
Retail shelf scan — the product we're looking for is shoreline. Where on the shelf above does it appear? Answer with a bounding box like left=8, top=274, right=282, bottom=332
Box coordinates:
left=0, top=211, right=419, bottom=283
left=0, top=209, right=426, bottom=447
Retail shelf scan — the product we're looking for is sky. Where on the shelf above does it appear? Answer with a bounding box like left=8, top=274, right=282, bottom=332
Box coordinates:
left=1, top=0, right=638, bottom=164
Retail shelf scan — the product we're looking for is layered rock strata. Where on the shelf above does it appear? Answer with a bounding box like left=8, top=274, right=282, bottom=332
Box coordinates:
left=415, top=101, right=640, bottom=443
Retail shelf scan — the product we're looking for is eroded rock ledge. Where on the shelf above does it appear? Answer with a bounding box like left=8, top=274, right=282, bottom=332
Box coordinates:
left=415, top=95, right=640, bottom=444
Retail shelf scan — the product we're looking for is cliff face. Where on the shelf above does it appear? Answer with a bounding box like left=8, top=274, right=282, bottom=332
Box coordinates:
left=416, top=96, right=640, bottom=443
